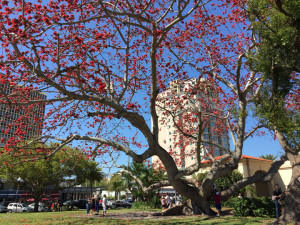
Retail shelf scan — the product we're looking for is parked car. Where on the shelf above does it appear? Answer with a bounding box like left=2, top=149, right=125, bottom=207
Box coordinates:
left=1, top=201, right=13, bottom=208
left=106, top=199, right=115, bottom=209
left=113, top=200, right=132, bottom=208
left=0, top=203, right=8, bottom=213
left=114, top=200, right=123, bottom=207
left=76, top=199, right=88, bottom=209
left=127, top=199, right=134, bottom=204
left=123, top=200, right=132, bottom=208
left=7, top=203, right=29, bottom=213
left=28, top=203, right=45, bottom=212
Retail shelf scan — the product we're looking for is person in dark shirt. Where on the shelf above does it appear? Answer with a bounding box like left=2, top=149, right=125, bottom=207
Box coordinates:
left=213, top=190, right=222, bottom=216
left=272, top=185, right=282, bottom=219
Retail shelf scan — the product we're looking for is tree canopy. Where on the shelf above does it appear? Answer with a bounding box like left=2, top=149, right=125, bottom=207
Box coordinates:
left=0, top=0, right=297, bottom=218
left=0, top=143, right=93, bottom=211
left=248, top=0, right=300, bottom=222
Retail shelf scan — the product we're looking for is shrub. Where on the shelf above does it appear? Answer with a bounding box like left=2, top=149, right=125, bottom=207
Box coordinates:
left=231, top=197, right=275, bottom=217
left=132, top=196, right=161, bottom=209
left=222, top=197, right=237, bottom=208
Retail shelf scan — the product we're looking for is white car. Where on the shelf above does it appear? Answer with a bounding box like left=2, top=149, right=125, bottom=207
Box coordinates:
left=28, top=203, right=45, bottom=212
left=7, top=203, right=29, bottom=213
left=106, top=199, right=116, bottom=209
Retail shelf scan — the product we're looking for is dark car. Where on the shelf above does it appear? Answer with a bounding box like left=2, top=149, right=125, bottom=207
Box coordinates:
left=122, top=200, right=132, bottom=208
left=1, top=202, right=13, bottom=207
left=63, top=200, right=79, bottom=209
left=77, top=199, right=88, bottom=209
left=1, top=201, right=13, bottom=212
left=0, top=203, right=7, bottom=213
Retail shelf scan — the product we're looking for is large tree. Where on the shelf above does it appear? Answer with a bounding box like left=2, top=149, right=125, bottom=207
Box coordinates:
left=248, top=0, right=300, bottom=223
left=0, top=0, right=289, bottom=215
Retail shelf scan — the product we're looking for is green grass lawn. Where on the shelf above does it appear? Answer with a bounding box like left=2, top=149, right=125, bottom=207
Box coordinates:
left=0, top=209, right=275, bottom=225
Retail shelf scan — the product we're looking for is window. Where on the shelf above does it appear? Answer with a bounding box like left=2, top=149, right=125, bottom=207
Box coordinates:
left=203, top=134, right=209, bottom=140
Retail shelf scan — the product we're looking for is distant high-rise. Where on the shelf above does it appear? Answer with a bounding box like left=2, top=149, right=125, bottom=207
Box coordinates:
left=152, top=78, right=230, bottom=169
left=0, top=84, right=46, bottom=146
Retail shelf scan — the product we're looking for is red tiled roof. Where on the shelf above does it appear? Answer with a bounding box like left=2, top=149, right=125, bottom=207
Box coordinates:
left=241, top=155, right=273, bottom=162
left=201, top=154, right=272, bottom=164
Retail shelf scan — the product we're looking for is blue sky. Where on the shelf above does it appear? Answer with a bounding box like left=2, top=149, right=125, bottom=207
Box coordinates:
left=243, top=130, right=283, bottom=158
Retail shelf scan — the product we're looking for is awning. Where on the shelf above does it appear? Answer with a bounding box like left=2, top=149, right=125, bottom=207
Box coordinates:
left=0, top=191, right=21, bottom=198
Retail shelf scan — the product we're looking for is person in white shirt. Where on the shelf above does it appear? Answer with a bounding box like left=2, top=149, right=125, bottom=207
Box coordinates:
left=166, top=192, right=171, bottom=208
left=102, top=195, right=107, bottom=217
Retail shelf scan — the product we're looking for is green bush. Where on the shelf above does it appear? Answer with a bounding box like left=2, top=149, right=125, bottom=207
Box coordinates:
left=231, top=197, right=275, bottom=217
left=131, top=196, right=161, bottom=209
left=222, top=197, right=237, bottom=208
left=132, top=201, right=159, bottom=209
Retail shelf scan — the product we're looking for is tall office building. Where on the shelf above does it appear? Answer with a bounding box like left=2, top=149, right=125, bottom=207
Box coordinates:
left=0, top=84, right=46, bottom=147
left=153, top=78, right=230, bottom=169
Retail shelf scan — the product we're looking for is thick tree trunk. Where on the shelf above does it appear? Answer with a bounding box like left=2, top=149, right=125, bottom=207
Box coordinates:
left=191, top=198, right=216, bottom=216
left=170, top=179, right=216, bottom=216
left=33, top=194, right=42, bottom=212
left=157, top=146, right=218, bottom=216
left=277, top=153, right=300, bottom=224
left=90, top=181, right=93, bottom=198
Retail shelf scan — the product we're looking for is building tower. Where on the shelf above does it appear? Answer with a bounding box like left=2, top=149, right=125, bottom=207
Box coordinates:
left=152, top=78, right=230, bottom=169
left=0, top=84, right=46, bottom=147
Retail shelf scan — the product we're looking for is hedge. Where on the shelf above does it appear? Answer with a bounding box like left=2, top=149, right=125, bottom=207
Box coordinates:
left=228, top=197, right=275, bottom=217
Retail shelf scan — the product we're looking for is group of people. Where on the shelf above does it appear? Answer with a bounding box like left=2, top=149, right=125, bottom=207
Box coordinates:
left=86, top=194, right=107, bottom=217
left=42, top=200, right=65, bottom=212
left=160, top=192, right=180, bottom=210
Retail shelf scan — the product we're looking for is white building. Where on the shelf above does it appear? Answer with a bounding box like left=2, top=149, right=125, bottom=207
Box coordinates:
left=0, top=84, right=46, bottom=146
left=152, top=78, right=230, bottom=169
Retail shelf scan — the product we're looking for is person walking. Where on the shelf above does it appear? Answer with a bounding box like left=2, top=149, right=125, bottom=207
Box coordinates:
left=90, top=197, right=95, bottom=215
left=95, top=198, right=100, bottom=215
left=86, top=198, right=91, bottom=215
left=166, top=192, right=171, bottom=208
left=102, top=195, right=107, bottom=217
left=213, top=190, right=222, bottom=217
left=272, top=185, right=282, bottom=219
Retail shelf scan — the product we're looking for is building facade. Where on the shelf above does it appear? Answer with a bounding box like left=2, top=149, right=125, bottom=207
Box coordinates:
left=200, top=155, right=292, bottom=197
left=0, top=84, right=46, bottom=146
left=153, top=78, right=230, bottom=169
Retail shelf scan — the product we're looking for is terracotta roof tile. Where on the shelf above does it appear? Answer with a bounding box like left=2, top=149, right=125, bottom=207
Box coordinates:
left=201, top=154, right=272, bottom=164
